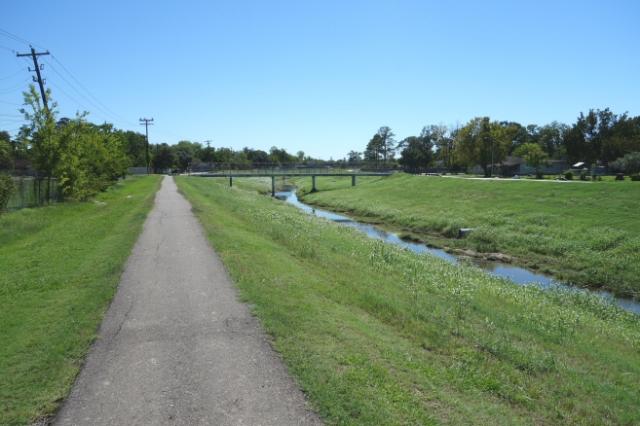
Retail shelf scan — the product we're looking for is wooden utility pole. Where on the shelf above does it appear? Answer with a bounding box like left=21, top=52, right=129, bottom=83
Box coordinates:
left=16, top=46, right=50, bottom=112
left=139, top=117, right=154, bottom=174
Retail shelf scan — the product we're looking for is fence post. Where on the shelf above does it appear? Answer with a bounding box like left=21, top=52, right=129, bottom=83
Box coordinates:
left=352, top=174, right=356, bottom=186
left=311, top=175, right=317, bottom=192
left=271, top=175, right=275, bottom=197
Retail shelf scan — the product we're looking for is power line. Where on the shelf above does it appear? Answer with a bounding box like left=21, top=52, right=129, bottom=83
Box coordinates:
left=0, top=27, right=46, bottom=50
left=43, top=59, right=130, bottom=126
left=0, top=78, right=30, bottom=94
left=0, top=99, right=22, bottom=106
left=49, top=54, right=137, bottom=127
left=0, top=44, right=18, bottom=54
left=0, top=68, right=25, bottom=81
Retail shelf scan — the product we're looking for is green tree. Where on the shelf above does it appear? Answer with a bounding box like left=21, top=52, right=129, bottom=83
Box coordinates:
left=116, top=130, right=147, bottom=167
left=201, top=142, right=216, bottom=164
left=514, top=142, right=548, bottom=178
left=610, top=152, right=640, bottom=174
left=364, top=133, right=383, bottom=167
left=377, top=126, right=396, bottom=165
left=173, top=140, right=201, bottom=172
left=20, top=86, right=60, bottom=183
left=152, top=143, right=175, bottom=172
left=55, top=115, right=129, bottom=199
left=398, top=135, right=433, bottom=173
left=347, top=150, right=362, bottom=165
left=454, top=117, right=509, bottom=176
left=0, top=135, right=12, bottom=171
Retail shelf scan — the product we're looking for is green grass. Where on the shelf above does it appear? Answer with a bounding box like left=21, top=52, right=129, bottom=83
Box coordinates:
left=0, top=175, right=161, bottom=425
left=289, top=173, right=640, bottom=299
left=177, top=176, right=640, bottom=425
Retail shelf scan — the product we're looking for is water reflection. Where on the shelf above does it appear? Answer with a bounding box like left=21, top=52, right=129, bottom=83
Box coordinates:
left=275, top=190, right=640, bottom=315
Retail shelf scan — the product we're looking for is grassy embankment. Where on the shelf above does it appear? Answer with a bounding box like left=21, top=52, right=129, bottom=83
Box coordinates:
left=177, top=176, right=640, bottom=425
left=292, top=174, right=640, bottom=299
left=0, top=175, right=161, bottom=425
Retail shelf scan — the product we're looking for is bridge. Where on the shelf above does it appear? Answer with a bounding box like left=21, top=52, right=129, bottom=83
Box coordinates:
left=196, top=172, right=392, bottom=196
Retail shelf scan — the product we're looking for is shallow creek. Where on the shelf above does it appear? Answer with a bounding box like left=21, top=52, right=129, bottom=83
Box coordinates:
left=275, top=189, right=640, bottom=315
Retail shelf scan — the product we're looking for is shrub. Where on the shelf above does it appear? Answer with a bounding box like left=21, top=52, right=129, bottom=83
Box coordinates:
left=0, top=174, right=14, bottom=212
left=631, top=174, right=640, bottom=181
left=615, top=173, right=625, bottom=181
left=610, top=152, right=640, bottom=174
left=579, top=170, right=588, bottom=181
left=564, top=170, right=573, bottom=180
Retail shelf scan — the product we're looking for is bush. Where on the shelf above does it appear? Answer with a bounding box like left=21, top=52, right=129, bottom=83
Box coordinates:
left=579, top=170, right=588, bottom=181
left=631, top=174, right=640, bottom=181
left=0, top=174, right=14, bottom=212
left=564, top=170, right=573, bottom=180
left=615, top=173, right=625, bottom=181
left=611, top=152, right=640, bottom=174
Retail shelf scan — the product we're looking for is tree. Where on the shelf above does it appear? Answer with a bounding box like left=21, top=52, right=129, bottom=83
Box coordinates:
left=173, top=140, right=201, bottom=172
left=200, top=142, right=216, bottom=164
left=152, top=143, right=175, bottom=172
left=537, top=122, right=568, bottom=159
left=398, top=135, right=433, bottom=173
left=610, top=152, right=640, bottom=175
left=20, top=85, right=60, bottom=184
left=55, top=115, right=129, bottom=199
left=364, top=133, right=383, bottom=166
left=0, top=133, right=12, bottom=171
left=242, top=147, right=270, bottom=167
left=454, top=117, right=507, bottom=176
left=514, top=143, right=548, bottom=178
left=347, top=150, right=362, bottom=165
left=377, top=126, right=396, bottom=164
left=117, top=130, right=147, bottom=167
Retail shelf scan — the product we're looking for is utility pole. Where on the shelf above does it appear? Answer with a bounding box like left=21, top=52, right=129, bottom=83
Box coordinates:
left=17, top=46, right=50, bottom=112
left=139, top=117, right=154, bottom=174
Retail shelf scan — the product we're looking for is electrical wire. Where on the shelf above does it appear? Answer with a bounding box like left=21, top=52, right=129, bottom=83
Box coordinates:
left=0, top=78, right=30, bottom=95
left=0, top=68, right=24, bottom=80
left=43, top=60, right=124, bottom=124
left=0, top=27, right=46, bottom=50
left=49, top=54, right=138, bottom=127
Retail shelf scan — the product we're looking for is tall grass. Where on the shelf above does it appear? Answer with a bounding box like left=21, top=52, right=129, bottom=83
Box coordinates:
left=295, top=174, right=640, bottom=299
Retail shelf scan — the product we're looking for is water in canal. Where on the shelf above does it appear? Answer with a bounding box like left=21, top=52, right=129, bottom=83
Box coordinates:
left=275, top=190, right=640, bottom=315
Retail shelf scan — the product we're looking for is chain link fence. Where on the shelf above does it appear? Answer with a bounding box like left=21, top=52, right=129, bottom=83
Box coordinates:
left=7, top=177, right=61, bottom=210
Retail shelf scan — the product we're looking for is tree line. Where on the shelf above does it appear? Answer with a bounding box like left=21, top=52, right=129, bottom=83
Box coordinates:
left=146, top=142, right=328, bottom=173
left=354, top=109, right=640, bottom=176
left=0, top=85, right=333, bottom=208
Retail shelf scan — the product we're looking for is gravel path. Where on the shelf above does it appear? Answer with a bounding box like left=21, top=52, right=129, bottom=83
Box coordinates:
left=55, top=176, right=321, bottom=425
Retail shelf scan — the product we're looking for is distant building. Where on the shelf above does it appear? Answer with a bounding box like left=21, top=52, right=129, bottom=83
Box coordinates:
left=499, top=156, right=568, bottom=176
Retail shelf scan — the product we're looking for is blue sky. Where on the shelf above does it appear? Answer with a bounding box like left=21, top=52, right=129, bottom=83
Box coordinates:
left=1, top=0, right=639, bottom=159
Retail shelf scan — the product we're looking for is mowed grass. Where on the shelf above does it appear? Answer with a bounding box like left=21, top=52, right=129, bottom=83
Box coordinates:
left=177, top=176, right=640, bottom=425
left=293, top=174, right=640, bottom=299
left=0, top=175, right=161, bottom=425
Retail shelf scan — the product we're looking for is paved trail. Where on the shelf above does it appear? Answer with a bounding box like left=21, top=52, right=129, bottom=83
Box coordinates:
left=55, top=176, right=320, bottom=425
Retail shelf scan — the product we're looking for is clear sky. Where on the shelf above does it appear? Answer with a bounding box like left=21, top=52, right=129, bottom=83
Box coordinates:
left=1, top=0, right=639, bottom=159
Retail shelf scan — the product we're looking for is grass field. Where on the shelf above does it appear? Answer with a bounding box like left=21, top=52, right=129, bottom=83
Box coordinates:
left=0, top=175, right=161, bottom=425
left=177, top=176, right=640, bottom=425
left=290, top=174, right=640, bottom=299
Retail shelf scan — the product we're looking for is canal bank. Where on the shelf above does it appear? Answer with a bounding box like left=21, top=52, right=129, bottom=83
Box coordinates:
left=276, top=189, right=640, bottom=315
